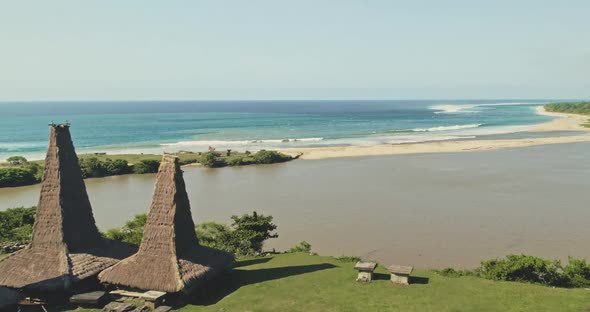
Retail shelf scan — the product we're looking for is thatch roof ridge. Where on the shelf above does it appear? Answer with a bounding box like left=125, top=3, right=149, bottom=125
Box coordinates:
left=0, top=124, right=135, bottom=292
left=98, top=156, right=233, bottom=293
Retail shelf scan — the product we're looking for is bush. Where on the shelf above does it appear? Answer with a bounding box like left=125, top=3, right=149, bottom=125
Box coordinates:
left=178, top=158, right=198, bottom=166
left=9, top=224, right=33, bottom=243
left=103, top=214, right=147, bottom=245
left=479, top=255, right=564, bottom=286
left=200, top=152, right=223, bottom=168
left=101, top=211, right=279, bottom=256
left=79, top=157, right=130, bottom=178
left=195, top=222, right=234, bottom=252
left=334, top=255, right=362, bottom=263
left=0, top=167, right=39, bottom=187
left=563, top=257, right=590, bottom=287
left=24, top=163, right=42, bottom=180
left=252, top=150, right=291, bottom=164
left=226, top=156, right=248, bottom=166
left=132, top=160, right=160, bottom=174
left=434, top=267, right=477, bottom=278
left=0, top=206, right=36, bottom=242
left=288, top=241, right=312, bottom=253
left=103, top=159, right=130, bottom=175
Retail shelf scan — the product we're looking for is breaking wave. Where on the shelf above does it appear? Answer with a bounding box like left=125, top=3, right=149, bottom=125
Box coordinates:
left=160, top=137, right=324, bottom=147
left=389, top=124, right=484, bottom=133
left=431, top=102, right=547, bottom=114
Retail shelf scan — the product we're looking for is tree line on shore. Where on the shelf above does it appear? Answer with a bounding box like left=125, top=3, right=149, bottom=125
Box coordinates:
left=544, top=102, right=590, bottom=128
left=1, top=206, right=589, bottom=289
left=0, top=150, right=293, bottom=188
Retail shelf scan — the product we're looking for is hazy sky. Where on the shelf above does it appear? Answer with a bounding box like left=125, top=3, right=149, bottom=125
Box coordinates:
left=1, top=0, right=589, bottom=100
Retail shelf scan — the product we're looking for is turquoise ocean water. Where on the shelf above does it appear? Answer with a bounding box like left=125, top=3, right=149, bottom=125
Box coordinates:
left=0, top=100, right=556, bottom=160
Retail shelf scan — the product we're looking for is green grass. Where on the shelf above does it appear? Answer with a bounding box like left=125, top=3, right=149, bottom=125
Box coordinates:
left=65, top=253, right=590, bottom=312
left=0, top=253, right=8, bottom=260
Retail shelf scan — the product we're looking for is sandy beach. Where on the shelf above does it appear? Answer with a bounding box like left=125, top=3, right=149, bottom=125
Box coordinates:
left=283, top=107, right=590, bottom=160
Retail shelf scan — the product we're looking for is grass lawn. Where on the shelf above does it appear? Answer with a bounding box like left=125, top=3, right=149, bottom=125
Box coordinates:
left=172, top=253, right=590, bottom=312
left=0, top=253, right=8, bottom=260
left=66, top=253, right=589, bottom=312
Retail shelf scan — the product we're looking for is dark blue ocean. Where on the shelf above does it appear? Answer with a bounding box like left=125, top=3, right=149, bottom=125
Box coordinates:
left=0, top=100, right=554, bottom=160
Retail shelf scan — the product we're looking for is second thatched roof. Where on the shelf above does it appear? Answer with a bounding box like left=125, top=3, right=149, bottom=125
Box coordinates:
left=98, top=155, right=234, bottom=293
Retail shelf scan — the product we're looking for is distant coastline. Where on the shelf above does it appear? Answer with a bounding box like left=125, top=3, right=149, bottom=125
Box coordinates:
left=280, top=105, right=590, bottom=160
left=0, top=100, right=557, bottom=161
left=1, top=101, right=589, bottom=165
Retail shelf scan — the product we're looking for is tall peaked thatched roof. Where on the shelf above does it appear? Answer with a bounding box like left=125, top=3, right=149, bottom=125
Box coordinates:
left=0, top=124, right=135, bottom=293
left=98, top=155, right=234, bottom=293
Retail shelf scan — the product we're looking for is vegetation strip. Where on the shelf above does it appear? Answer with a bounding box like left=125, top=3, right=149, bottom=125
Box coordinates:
left=544, top=102, right=590, bottom=127
left=0, top=150, right=294, bottom=188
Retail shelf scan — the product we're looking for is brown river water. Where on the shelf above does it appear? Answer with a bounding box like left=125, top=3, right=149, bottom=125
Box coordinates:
left=1, top=143, right=589, bottom=268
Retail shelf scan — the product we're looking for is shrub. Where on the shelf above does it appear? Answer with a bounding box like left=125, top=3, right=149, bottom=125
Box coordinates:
left=334, top=255, right=361, bottom=263
left=563, top=257, right=590, bottom=287
left=178, top=158, right=198, bottom=166
left=9, top=224, right=33, bottom=243
left=434, top=267, right=477, bottom=278
left=288, top=241, right=312, bottom=253
left=227, top=156, right=247, bottom=166
left=200, top=152, right=223, bottom=168
left=103, top=214, right=147, bottom=245
left=79, top=157, right=130, bottom=178
left=24, top=163, right=42, bottom=181
left=195, top=222, right=234, bottom=252
left=132, top=160, right=160, bottom=174
left=0, top=206, right=36, bottom=242
left=0, top=167, right=39, bottom=187
left=79, top=157, right=106, bottom=177
left=252, top=150, right=291, bottom=164
left=479, top=255, right=564, bottom=286
left=103, top=159, right=130, bottom=175
left=101, top=212, right=279, bottom=257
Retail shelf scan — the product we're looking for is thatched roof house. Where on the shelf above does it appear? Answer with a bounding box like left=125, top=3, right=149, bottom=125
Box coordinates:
left=98, top=156, right=234, bottom=293
left=0, top=124, right=135, bottom=293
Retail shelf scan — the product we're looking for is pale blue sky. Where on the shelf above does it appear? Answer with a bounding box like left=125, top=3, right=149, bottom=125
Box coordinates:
left=1, top=0, right=588, bottom=100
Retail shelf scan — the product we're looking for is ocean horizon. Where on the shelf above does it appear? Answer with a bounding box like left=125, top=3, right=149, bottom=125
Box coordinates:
left=0, top=99, right=558, bottom=160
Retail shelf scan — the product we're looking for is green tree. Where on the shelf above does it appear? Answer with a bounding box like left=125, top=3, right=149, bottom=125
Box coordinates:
left=230, top=211, right=278, bottom=254
left=200, top=152, right=222, bottom=168
left=6, top=156, right=28, bottom=165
